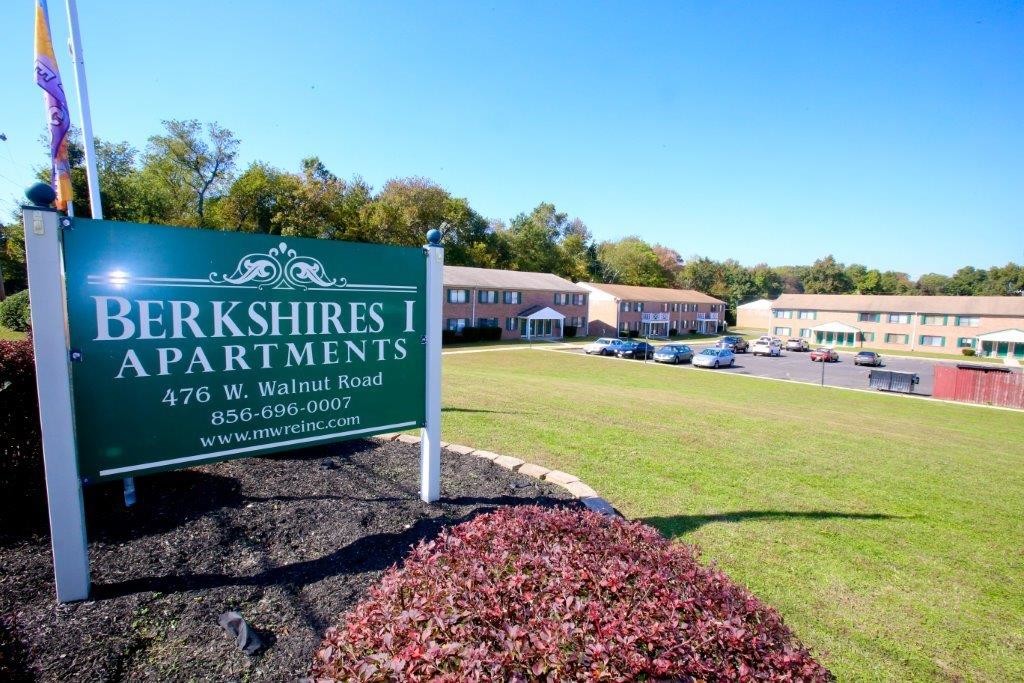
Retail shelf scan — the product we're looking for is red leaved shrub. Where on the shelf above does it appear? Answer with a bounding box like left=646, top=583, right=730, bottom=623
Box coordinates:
left=311, top=506, right=831, bottom=682
left=0, top=338, right=46, bottom=527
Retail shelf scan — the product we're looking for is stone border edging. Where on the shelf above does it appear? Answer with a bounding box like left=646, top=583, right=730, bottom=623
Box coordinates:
left=374, top=433, right=619, bottom=517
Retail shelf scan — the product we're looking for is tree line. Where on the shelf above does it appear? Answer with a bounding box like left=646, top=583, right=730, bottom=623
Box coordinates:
left=2, top=119, right=1021, bottom=314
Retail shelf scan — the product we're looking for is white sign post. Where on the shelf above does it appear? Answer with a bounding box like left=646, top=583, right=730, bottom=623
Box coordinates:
left=22, top=204, right=91, bottom=602
left=420, top=230, right=443, bottom=502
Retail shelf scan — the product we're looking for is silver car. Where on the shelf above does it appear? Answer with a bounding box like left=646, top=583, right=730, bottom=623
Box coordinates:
left=692, top=347, right=736, bottom=368
left=583, top=337, right=628, bottom=356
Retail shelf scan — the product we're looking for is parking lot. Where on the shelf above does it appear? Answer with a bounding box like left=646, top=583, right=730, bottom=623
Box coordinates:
left=568, top=342, right=940, bottom=395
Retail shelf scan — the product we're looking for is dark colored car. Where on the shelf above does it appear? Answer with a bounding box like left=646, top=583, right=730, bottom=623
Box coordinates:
left=809, top=347, right=839, bottom=362
left=616, top=341, right=655, bottom=359
left=653, top=344, right=695, bottom=364
left=716, top=336, right=749, bottom=353
left=854, top=351, right=882, bottom=366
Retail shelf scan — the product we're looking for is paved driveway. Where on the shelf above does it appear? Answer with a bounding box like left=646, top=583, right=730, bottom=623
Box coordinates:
left=572, top=344, right=941, bottom=395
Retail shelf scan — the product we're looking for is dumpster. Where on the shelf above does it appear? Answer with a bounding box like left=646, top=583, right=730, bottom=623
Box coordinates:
left=868, top=369, right=920, bottom=393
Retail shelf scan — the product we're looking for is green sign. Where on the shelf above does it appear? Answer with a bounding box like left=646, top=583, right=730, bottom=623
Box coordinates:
left=63, top=219, right=426, bottom=482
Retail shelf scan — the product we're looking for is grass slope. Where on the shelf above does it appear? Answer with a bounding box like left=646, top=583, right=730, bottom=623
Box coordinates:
left=0, top=325, right=25, bottom=341
left=440, top=349, right=1024, bottom=681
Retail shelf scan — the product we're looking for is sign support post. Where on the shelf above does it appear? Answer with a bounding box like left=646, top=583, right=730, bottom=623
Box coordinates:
left=22, top=200, right=90, bottom=602
left=420, top=229, right=443, bottom=503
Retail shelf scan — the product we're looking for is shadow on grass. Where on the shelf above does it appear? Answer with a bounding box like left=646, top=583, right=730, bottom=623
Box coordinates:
left=642, top=509, right=897, bottom=538
left=91, top=494, right=569, bottom=601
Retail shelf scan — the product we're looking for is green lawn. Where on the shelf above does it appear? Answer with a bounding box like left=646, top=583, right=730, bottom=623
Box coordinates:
left=440, top=349, right=1024, bottom=681
left=0, top=325, right=26, bottom=341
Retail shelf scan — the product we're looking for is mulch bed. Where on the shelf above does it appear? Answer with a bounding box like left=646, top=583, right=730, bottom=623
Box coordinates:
left=0, top=440, right=578, bottom=681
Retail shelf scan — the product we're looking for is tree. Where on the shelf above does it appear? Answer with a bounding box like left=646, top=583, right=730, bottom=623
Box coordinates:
left=982, top=263, right=1024, bottom=296
left=214, top=162, right=298, bottom=234
left=916, top=273, right=950, bottom=295
left=270, top=158, right=371, bottom=240
left=802, top=256, right=854, bottom=294
left=944, top=266, right=988, bottom=296
left=675, top=256, right=719, bottom=293
left=500, top=203, right=567, bottom=275
left=143, top=119, right=239, bottom=226
left=750, top=264, right=784, bottom=299
left=597, top=237, right=671, bottom=287
left=359, top=176, right=469, bottom=247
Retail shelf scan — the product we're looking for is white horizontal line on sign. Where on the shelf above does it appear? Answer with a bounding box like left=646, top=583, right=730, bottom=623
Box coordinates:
left=97, top=421, right=418, bottom=477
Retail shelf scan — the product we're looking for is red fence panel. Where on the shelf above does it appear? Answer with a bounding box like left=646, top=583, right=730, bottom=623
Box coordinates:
left=933, top=365, right=1024, bottom=409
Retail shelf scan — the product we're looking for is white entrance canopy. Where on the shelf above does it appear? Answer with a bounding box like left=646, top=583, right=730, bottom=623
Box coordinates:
left=517, top=306, right=565, bottom=340
left=811, top=321, right=861, bottom=334
left=976, top=328, right=1024, bottom=343
left=517, top=305, right=565, bottom=321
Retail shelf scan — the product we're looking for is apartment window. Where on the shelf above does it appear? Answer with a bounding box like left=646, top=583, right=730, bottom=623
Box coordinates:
left=858, top=312, right=881, bottom=323
left=773, top=309, right=793, bottom=319
left=885, top=333, right=909, bottom=344
left=955, top=316, right=980, bottom=327
left=861, top=332, right=876, bottom=342
left=619, top=321, right=630, bottom=333
left=797, top=310, right=817, bottom=320
left=920, top=314, right=947, bottom=326
left=636, top=302, right=645, bottom=312
left=478, top=290, right=497, bottom=304
left=799, top=328, right=811, bottom=338
left=620, top=301, right=631, bottom=312
left=572, top=293, right=586, bottom=306
left=774, top=327, right=791, bottom=336
left=887, top=313, right=911, bottom=324
left=503, top=291, right=521, bottom=305
left=957, top=337, right=976, bottom=348
left=446, top=289, right=469, bottom=304
left=661, top=303, right=670, bottom=312
left=505, top=317, right=517, bottom=331
left=919, top=335, right=945, bottom=347
left=476, top=317, right=499, bottom=328
left=553, top=293, right=564, bottom=305
left=445, top=318, right=467, bottom=331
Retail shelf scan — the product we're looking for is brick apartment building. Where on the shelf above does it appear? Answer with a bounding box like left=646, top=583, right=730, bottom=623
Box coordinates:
left=443, top=266, right=589, bottom=340
left=765, top=294, right=1024, bottom=359
left=580, top=283, right=727, bottom=337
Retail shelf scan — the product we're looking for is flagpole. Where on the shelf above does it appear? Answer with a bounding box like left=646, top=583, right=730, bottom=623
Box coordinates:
left=64, top=0, right=102, bottom=220
left=63, top=0, right=134, bottom=506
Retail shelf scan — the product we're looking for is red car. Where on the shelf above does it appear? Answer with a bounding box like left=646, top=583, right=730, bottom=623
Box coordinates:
left=809, top=347, right=839, bottom=362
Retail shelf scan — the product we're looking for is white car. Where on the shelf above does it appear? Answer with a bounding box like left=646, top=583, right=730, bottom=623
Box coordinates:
left=751, top=339, right=782, bottom=357
left=583, top=338, right=628, bottom=356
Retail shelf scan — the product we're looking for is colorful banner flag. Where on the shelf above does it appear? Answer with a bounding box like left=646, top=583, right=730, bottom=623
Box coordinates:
left=34, top=0, right=73, bottom=211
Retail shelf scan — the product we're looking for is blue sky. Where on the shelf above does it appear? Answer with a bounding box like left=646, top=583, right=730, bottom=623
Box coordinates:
left=2, top=1, right=1021, bottom=276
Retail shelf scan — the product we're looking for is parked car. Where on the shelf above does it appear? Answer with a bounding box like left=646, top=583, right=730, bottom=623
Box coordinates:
left=785, top=338, right=810, bottom=352
left=583, top=338, right=628, bottom=356
left=693, top=347, right=736, bottom=368
left=809, top=347, right=839, bottom=362
left=616, top=341, right=655, bottom=359
left=751, top=338, right=782, bottom=356
left=716, top=336, right=749, bottom=353
left=653, top=344, right=694, bottom=364
left=854, top=351, right=883, bottom=366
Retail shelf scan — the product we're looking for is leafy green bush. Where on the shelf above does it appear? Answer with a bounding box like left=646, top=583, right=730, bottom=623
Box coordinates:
left=961, top=348, right=976, bottom=357
left=0, top=290, right=30, bottom=332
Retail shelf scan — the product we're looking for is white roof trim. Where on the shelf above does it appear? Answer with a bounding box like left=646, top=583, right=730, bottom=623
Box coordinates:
left=521, top=306, right=566, bottom=320
left=976, top=328, right=1024, bottom=343
left=811, top=321, right=861, bottom=333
